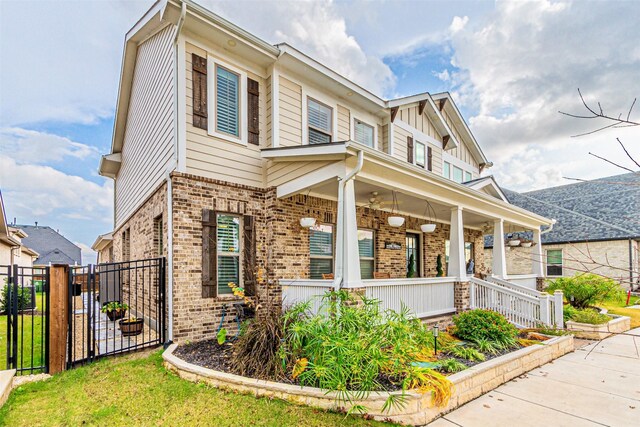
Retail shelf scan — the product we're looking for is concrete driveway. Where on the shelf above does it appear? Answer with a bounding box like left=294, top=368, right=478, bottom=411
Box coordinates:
left=429, top=327, right=640, bottom=427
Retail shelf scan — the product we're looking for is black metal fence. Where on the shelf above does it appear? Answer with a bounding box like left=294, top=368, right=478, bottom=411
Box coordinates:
left=1, top=265, right=50, bottom=375
left=67, top=258, right=166, bottom=367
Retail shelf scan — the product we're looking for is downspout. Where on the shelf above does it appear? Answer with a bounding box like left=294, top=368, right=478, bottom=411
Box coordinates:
left=165, top=1, right=186, bottom=343
left=333, top=149, right=364, bottom=290
left=540, top=218, right=556, bottom=235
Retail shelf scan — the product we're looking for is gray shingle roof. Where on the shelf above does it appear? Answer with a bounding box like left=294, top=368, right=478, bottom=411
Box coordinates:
left=485, top=172, right=640, bottom=247
left=15, top=225, right=82, bottom=265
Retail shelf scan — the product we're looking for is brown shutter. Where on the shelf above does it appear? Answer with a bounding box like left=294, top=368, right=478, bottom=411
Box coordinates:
left=202, top=209, right=217, bottom=298
left=427, top=146, right=433, bottom=171
left=243, top=215, right=256, bottom=296
left=192, top=54, right=208, bottom=130
left=407, top=136, right=414, bottom=163
left=247, top=78, right=260, bottom=146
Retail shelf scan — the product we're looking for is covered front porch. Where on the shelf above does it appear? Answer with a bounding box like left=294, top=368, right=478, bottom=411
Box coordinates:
left=263, top=142, right=553, bottom=319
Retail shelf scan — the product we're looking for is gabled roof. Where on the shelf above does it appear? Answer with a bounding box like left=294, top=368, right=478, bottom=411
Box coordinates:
left=463, top=176, right=509, bottom=202
left=91, top=232, right=114, bottom=251
left=485, top=172, right=640, bottom=247
left=15, top=225, right=82, bottom=265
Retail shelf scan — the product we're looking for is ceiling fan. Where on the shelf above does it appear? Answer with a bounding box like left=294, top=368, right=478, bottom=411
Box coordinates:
left=367, top=192, right=401, bottom=210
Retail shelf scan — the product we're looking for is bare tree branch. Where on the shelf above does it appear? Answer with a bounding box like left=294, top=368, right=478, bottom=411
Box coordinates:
left=618, top=138, right=640, bottom=168
left=587, top=152, right=637, bottom=172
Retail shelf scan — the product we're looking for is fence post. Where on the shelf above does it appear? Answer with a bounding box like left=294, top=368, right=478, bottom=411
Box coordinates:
left=539, top=293, right=551, bottom=326
left=554, top=290, right=564, bottom=328
left=49, top=264, right=69, bottom=374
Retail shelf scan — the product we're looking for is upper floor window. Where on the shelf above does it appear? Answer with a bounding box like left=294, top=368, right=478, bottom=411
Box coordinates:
left=415, top=142, right=426, bottom=168
left=308, top=98, right=333, bottom=144
left=310, top=224, right=334, bottom=278
left=452, top=166, right=463, bottom=183
left=464, top=171, right=472, bottom=182
left=215, top=66, right=240, bottom=137
left=443, top=162, right=450, bottom=180
left=546, top=249, right=563, bottom=276
left=217, top=214, right=241, bottom=294
left=354, top=118, right=374, bottom=147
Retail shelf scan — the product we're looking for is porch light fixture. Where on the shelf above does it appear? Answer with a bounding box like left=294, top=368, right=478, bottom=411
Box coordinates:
left=420, top=200, right=437, bottom=233
left=300, top=190, right=316, bottom=228
left=387, top=191, right=405, bottom=227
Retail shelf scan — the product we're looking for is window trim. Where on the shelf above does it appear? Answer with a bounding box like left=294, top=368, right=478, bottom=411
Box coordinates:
left=415, top=141, right=426, bottom=168
left=216, top=213, right=243, bottom=294
left=352, top=117, right=376, bottom=148
left=307, top=97, right=334, bottom=144
left=309, top=223, right=335, bottom=278
left=301, top=87, right=339, bottom=145
left=546, top=249, right=563, bottom=277
left=207, top=56, right=248, bottom=146
left=358, top=228, right=375, bottom=279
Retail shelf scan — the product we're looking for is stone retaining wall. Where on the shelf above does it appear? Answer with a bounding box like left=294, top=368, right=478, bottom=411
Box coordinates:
left=163, top=335, right=574, bottom=426
left=566, top=315, right=631, bottom=340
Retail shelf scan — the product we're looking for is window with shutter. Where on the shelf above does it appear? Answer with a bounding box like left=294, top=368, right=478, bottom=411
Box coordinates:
left=309, top=224, right=333, bottom=278
left=427, top=146, right=433, bottom=171
left=202, top=209, right=217, bottom=298
left=407, top=136, right=414, bottom=163
left=354, top=119, right=374, bottom=147
left=243, top=215, right=256, bottom=296
left=415, top=141, right=426, bottom=167
left=247, top=78, right=259, bottom=146
left=216, top=66, right=240, bottom=137
left=308, top=98, right=332, bottom=144
left=192, top=54, right=208, bottom=130
left=217, top=214, right=241, bottom=294
left=358, top=229, right=375, bottom=279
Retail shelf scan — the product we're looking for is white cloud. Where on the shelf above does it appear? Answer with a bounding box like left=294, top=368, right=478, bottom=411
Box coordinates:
left=1, top=127, right=98, bottom=164
left=75, top=241, right=97, bottom=265
left=449, top=16, right=468, bottom=34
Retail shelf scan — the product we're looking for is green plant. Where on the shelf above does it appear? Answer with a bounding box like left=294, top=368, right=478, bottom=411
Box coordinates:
left=452, top=309, right=518, bottom=343
left=217, top=328, right=228, bottom=345
left=436, top=255, right=444, bottom=277
left=438, top=358, right=467, bottom=373
left=532, top=325, right=569, bottom=336
left=407, top=254, right=416, bottom=278
left=471, top=338, right=503, bottom=355
left=546, top=273, right=625, bottom=309
left=100, top=301, right=129, bottom=313
left=445, top=344, right=485, bottom=362
left=567, top=308, right=611, bottom=325
left=1, top=285, right=31, bottom=313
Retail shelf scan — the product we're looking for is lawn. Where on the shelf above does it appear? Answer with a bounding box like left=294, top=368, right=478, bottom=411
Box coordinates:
left=601, top=294, right=640, bottom=329
left=0, top=292, right=47, bottom=371
left=0, top=350, right=395, bottom=427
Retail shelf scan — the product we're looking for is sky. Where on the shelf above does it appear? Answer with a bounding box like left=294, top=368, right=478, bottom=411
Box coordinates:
left=1, top=0, right=639, bottom=263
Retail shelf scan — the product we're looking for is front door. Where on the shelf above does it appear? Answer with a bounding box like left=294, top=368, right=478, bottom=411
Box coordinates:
left=406, top=233, right=421, bottom=278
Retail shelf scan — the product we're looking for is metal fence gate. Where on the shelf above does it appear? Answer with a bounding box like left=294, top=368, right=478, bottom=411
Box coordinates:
left=67, top=258, right=166, bottom=367
left=1, top=265, right=50, bottom=375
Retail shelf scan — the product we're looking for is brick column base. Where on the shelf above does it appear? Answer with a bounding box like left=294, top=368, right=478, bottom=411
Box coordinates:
left=536, top=277, right=546, bottom=292
left=343, top=287, right=366, bottom=307
left=454, top=281, right=471, bottom=313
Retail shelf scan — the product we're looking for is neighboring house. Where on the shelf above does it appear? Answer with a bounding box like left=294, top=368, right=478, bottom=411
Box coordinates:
left=91, top=232, right=114, bottom=264
left=0, top=192, right=38, bottom=267
left=15, top=224, right=82, bottom=266
left=485, top=173, right=640, bottom=289
left=98, top=0, right=552, bottom=343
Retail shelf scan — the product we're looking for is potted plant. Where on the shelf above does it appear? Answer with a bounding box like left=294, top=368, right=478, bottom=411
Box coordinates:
left=520, top=238, right=533, bottom=248
left=101, top=301, right=129, bottom=321
left=119, top=316, right=144, bottom=336
left=506, top=233, right=521, bottom=246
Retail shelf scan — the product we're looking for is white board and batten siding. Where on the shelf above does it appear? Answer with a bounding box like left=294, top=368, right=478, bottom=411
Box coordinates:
left=184, top=42, right=266, bottom=188
left=115, top=24, right=176, bottom=228
left=441, top=108, right=479, bottom=172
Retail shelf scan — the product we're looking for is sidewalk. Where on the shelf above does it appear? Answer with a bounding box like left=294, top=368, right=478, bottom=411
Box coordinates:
left=429, top=328, right=640, bottom=427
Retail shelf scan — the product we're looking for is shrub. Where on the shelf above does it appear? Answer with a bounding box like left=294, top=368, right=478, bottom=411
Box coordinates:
left=0, top=285, right=31, bottom=313
left=567, top=308, right=611, bottom=325
left=279, top=291, right=452, bottom=410
left=452, top=309, right=518, bottom=343
left=445, top=344, right=485, bottom=362
left=546, top=274, right=625, bottom=309
left=438, top=358, right=467, bottom=373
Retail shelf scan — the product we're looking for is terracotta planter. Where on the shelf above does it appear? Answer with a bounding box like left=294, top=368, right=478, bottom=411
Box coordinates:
left=106, top=308, right=127, bottom=321
left=119, top=318, right=144, bottom=336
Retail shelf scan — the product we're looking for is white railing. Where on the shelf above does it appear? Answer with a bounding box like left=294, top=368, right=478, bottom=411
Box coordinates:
left=487, top=276, right=541, bottom=298
left=281, top=280, right=334, bottom=315
left=470, top=278, right=563, bottom=328
left=362, top=277, right=456, bottom=318
left=505, top=274, right=538, bottom=290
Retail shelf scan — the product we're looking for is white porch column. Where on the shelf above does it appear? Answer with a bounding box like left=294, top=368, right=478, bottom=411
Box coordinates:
left=333, top=180, right=344, bottom=290
left=448, top=207, right=466, bottom=280
left=492, top=219, right=507, bottom=278
left=532, top=228, right=544, bottom=277
left=342, top=179, right=362, bottom=288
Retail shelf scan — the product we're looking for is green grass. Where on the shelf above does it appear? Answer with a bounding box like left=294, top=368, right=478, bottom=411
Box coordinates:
left=0, top=350, right=395, bottom=427
left=0, top=293, right=47, bottom=371
left=601, top=295, right=640, bottom=329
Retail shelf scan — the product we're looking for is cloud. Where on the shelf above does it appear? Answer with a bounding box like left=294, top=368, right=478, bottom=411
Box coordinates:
left=1, top=127, right=98, bottom=164
left=203, top=0, right=395, bottom=96
left=74, top=241, right=97, bottom=265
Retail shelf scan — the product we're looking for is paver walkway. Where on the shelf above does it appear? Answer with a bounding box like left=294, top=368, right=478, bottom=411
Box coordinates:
left=428, top=327, right=640, bottom=427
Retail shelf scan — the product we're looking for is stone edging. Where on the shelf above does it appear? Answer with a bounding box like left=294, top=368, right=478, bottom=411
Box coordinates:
left=0, top=369, right=15, bottom=408
left=567, top=315, right=631, bottom=340
left=163, top=335, right=575, bottom=426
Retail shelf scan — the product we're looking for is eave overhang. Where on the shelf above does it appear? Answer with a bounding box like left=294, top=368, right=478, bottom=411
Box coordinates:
left=98, top=153, right=122, bottom=178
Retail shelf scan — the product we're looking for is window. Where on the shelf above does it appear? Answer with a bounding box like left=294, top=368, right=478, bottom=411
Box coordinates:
left=453, top=166, right=463, bottom=183
left=465, top=242, right=475, bottom=274
left=443, top=162, right=451, bottom=180
left=464, top=171, right=472, bottom=182
left=546, top=249, right=563, bottom=276
left=154, top=215, right=163, bottom=257
left=406, top=233, right=420, bottom=277
left=354, top=119, right=374, bottom=147
left=217, top=214, right=241, bottom=294
left=310, top=224, right=334, bottom=278
left=415, top=141, right=426, bottom=168
left=445, top=240, right=474, bottom=272
left=358, top=229, right=375, bottom=279
left=122, top=228, right=130, bottom=261
left=308, top=98, right=333, bottom=144
left=215, top=65, right=240, bottom=137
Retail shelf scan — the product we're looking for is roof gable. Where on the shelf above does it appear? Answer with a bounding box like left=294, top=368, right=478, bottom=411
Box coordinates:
left=16, top=225, right=82, bottom=265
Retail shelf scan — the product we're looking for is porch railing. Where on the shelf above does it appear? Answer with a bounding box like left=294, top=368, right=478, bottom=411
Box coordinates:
left=362, top=278, right=456, bottom=318
left=487, top=276, right=541, bottom=298
left=504, top=274, right=538, bottom=290
left=281, top=280, right=334, bottom=315
left=470, top=277, right=563, bottom=328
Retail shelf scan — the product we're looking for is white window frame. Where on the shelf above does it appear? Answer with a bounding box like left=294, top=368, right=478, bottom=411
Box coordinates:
left=415, top=141, right=426, bottom=168
left=309, top=223, right=335, bottom=278
left=546, top=249, right=563, bottom=277
left=217, top=213, right=243, bottom=293
left=442, top=152, right=477, bottom=182
left=307, top=97, right=334, bottom=144
left=207, top=56, right=248, bottom=146
left=357, top=228, right=375, bottom=279
left=352, top=117, right=377, bottom=148
left=301, top=86, right=339, bottom=145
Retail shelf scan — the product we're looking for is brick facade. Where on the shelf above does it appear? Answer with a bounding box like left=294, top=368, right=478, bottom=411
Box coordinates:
left=113, top=174, right=488, bottom=343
